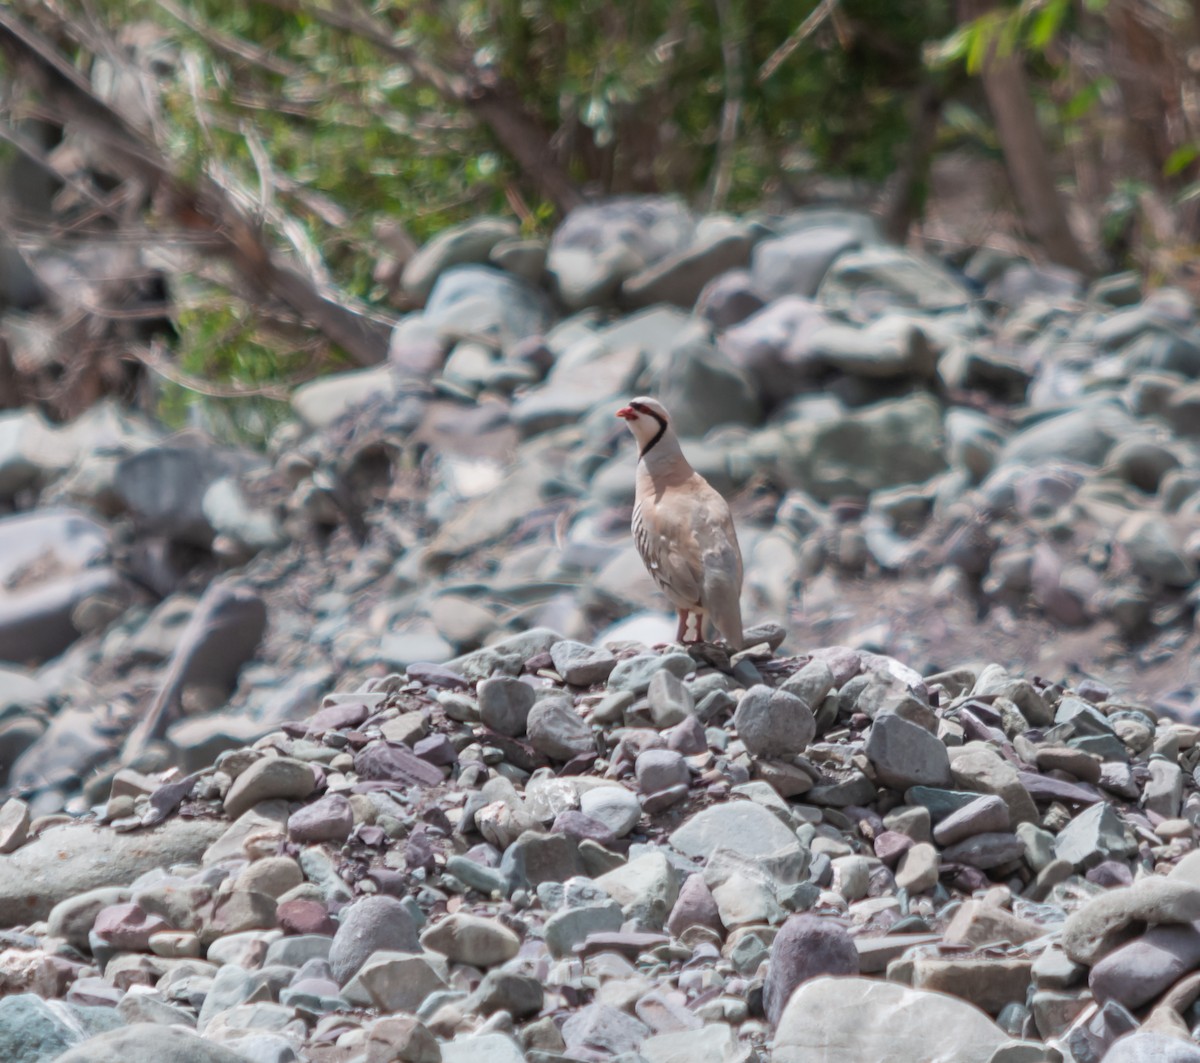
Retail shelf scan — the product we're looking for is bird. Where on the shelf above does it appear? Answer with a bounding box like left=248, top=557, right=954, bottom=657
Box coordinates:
left=616, top=396, right=744, bottom=649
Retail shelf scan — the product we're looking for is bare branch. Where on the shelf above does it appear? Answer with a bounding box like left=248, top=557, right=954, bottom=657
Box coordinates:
left=0, top=6, right=394, bottom=365
left=759, top=0, right=840, bottom=83
left=708, top=0, right=744, bottom=209
left=254, top=0, right=583, bottom=212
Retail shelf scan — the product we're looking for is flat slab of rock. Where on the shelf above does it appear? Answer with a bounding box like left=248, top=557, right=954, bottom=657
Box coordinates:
left=669, top=800, right=799, bottom=860
left=773, top=975, right=1011, bottom=1063
left=0, top=818, right=226, bottom=926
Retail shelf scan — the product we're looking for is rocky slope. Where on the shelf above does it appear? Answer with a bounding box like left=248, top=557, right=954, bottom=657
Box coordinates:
left=0, top=196, right=1198, bottom=1060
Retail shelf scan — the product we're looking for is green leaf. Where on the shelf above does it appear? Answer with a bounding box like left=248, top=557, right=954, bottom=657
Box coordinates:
left=1165, top=145, right=1199, bottom=177
left=1027, top=0, right=1069, bottom=52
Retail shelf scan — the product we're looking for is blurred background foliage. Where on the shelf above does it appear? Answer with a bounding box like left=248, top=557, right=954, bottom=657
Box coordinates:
left=2, top=0, right=1200, bottom=435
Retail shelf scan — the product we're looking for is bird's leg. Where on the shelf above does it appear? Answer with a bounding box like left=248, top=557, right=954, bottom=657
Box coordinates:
left=677, top=610, right=706, bottom=644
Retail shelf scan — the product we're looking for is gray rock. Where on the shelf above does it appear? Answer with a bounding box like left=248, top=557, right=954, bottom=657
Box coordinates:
left=420, top=912, right=520, bottom=967
left=328, top=896, right=421, bottom=985
left=424, top=266, right=552, bottom=350
left=622, top=231, right=753, bottom=309
left=287, top=793, right=354, bottom=844
left=950, top=746, right=1038, bottom=825
left=1054, top=803, right=1137, bottom=870
left=864, top=712, right=951, bottom=791
left=440, top=1034, right=526, bottom=1063
left=562, top=1003, right=650, bottom=1056
left=1103, top=1033, right=1200, bottom=1063
left=608, top=653, right=693, bottom=696
left=1116, top=512, right=1197, bottom=587
left=595, top=850, right=680, bottom=931
left=932, top=794, right=1011, bottom=846
left=550, top=641, right=617, bottom=686
left=1144, top=759, right=1184, bottom=820
left=764, top=914, right=860, bottom=1024
left=998, top=404, right=1135, bottom=468
left=343, top=951, right=447, bottom=1012
left=526, top=697, right=595, bottom=761
left=640, top=1025, right=737, bottom=1063
left=478, top=676, right=536, bottom=737
left=116, top=444, right=255, bottom=548
left=472, top=968, right=544, bottom=1018
left=0, top=509, right=119, bottom=664
left=548, top=197, right=694, bottom=310
left=940, top=832, right=1026, bottom=869
left=0, top=994, right=93, bottom=1062
left=223, top=757, right=315, bottom=819
left=402, top=217, right=519, bottom=304
left=0, top=817, right=225, bottom=927
left=751, top=224, right=862, bottom=300
left=544, top=900, right=624, bottom=957
left=647, top=670, right=696, bottom=728
left=292, top=365, right=400, bottom=427
left=670, top=800, right=800, bottom=860
left=54, top=1024, right=253, bottom=1063
left=646, top=323, right=762, bottom=437
left=719, top=296, right=831, bottom=406
left=579, top=786, right=642, bottom=838
left=500, top=831, right=585, bottom=890
left=636, top=749, right=689, bottom=797
left=1061, top=878, right=1200, bottom=965
left=695, top=269, right=765, bottom=331
left=810, top=315, right=938, bottom=379
left=817, top=246, right=974, bottom=318
left=772, top=394, right=948, bottom=502
left=774, top=976, right=1009, bottom=1062
left=733, top=685, right=816, bottom=758
left=1089, top=923, right=1200, bottom=1009
left=47, top=886, right=130, bottom=950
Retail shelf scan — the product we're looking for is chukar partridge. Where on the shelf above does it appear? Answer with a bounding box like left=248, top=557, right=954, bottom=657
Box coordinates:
left=616, top=396, right=744, bottom=649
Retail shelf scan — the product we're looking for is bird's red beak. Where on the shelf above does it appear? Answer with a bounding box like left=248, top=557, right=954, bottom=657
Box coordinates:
left=616, top=406, right=637, bottom=420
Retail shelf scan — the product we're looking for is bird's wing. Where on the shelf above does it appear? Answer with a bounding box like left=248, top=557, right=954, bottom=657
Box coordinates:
left=634, top=495, right=703, bottom=609
left=695, top=487, right=744, bottom=647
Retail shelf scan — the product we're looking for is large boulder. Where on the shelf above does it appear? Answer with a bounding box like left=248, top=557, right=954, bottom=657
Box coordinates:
left=0, top=509, right=121, bottom=663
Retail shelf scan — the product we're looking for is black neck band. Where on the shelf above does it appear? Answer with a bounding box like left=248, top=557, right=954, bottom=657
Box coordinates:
left=639, top=411, right=668, bottom=458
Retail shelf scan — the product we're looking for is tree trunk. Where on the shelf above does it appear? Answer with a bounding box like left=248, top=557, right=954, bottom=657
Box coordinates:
left=879, top=80, right=942, bottom=244
left=958, top=0, right=1092, bottom=274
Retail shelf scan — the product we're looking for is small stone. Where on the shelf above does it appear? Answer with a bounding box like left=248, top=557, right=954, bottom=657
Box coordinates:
left=636, top=749, right=689, bottom=797
left=941, top=832, right=1025, bottom=869
left=1062, top=878, right=1200, bottom=965
left=647, top=671, right=695, bottom=728
left=580, top=786, right=642, bottom=838
left=1054, top=803, right=1137, bottom=869
left=365, top=1015, right=442, bottom=1063
left=477, top=676, right=535, bottom=737
left=526, top=697, right=595, bottom=761
left=472, top=969, right=544, bottom=1018
left=667, top=874, right=724, bottom=939
left=92, top=902, right=170, bottom=951
left=865, top=712, right=951, bottom=791
left=550, top=641, right=617, bottom=686
left=949, top=746, right=1038, bottom=824
left=764, top=915, right=860, bottom=1025
left=223, top=757, right=315, bottom=820
left=733, top=685, right=815, bottom=758
left=0, top=798, right=30, bottom=854
left=933, top=794, right=1010, bottom=846
left=420, top=912, right=520, bottom=967
left=1090, top=924, right=1200, bottom=1010
left=329, top=896, right=421, bottom=985
left=288, top=794, right=355, bottom=844
left=344, top=950, right=449, bottom=1013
